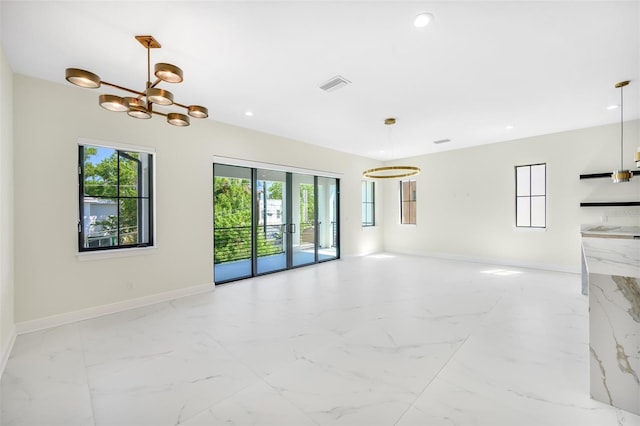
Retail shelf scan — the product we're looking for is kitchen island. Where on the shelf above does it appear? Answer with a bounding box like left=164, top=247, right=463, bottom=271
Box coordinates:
left=581, top=225, right=640, bottom=415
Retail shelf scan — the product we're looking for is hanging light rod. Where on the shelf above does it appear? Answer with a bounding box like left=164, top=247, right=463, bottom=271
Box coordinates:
left=611, top=80, right=631, bottom=183
left=65, top=35, right=208, bottom=127
left=362, top=118, right=421, bottom=179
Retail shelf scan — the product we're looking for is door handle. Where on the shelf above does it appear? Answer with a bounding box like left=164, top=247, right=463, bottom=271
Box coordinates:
left=289, top=223, right=296, bottom=234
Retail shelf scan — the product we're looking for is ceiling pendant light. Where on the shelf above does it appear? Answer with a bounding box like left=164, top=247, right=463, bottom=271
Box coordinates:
left=611, top=80, right=632, bottom=183
left=362, top=118, right=421, bottom=179
left=65, top=35, right=208, bottom=127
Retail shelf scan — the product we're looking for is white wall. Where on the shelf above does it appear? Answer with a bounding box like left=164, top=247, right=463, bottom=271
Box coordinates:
left=13, top=75, right=383, bottom=325
left=0, top=44, right=16, bottom=367
left=382, top=121, right=640, bottom=272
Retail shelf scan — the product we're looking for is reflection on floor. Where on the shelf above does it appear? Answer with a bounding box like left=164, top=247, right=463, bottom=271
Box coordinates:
left=215, top=249, right=337, bottom=282
left=2, top=254, right=640, bottom=425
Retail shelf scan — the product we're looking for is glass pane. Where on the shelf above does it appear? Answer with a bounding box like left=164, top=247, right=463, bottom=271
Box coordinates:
left=214, top=164, right=253, bottom=282
left=401, top=181, right=410, bottom=201
left=293, top=174, right=315, bottom=267
left=83, top=146, right=118, bottom=197
left=531, top=164, right=546, bottom=196
left=257, top=169, right=287, bottom=274
left=82, top=197, right=118, bottom=248
left=119, top=151, right=140, bottom=197
left=410, top=181, right=417, bottom=201
left=318, top=177, right=338, bottom=260
left=139, top=153, right=152, bottom=198
left=119, top=198, right=139, bottom=245
left=531, top=196, right=546, bottom=227
left=516, top=197, right=530, bottom=227
left=516, top=166, right=530, bottom=196
left=402, top=201, right=415, bottom=224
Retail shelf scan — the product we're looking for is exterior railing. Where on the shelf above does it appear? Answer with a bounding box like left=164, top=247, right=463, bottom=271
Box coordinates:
left=214, top=222, right=337, bottom=264
left=214, top=225, right=284, bottom=264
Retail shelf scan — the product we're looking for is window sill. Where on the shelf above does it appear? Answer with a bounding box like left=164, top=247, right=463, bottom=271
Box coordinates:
left=77, top=246, right=157, bottom=261
left=514, top=226, right=547, bottom=232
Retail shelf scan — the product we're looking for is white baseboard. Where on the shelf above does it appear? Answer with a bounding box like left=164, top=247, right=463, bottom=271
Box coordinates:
left=1, top=325, right=16, bottom=376
left=16, top=282, right=214, bottom=335
left=384, top=249, right=581, bottom=274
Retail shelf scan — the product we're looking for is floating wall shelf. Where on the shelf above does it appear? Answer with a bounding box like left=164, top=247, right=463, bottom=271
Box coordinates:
left=580, top=170, right=640, bottom=179
left=579, top=171, right=640, bottom=207
left=580, top=201, right=640, bottom=207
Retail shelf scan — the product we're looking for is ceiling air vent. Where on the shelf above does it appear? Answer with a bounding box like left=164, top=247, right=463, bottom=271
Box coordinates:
left=319, top=75, right=351, bottom=92
left=433, top=138, right=451, bottom=144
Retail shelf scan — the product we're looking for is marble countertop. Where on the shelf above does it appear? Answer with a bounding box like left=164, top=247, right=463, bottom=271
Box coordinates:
left=581, top=225, right=640, bottom=238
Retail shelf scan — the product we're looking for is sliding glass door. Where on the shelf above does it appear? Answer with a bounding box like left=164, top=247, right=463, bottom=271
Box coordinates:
left=214, top=163, right=339, bottom=284
left=317, top=176, right=338, bottom=261
left=213, top=164, right=253, bottom=282
left=256, top=169, right=288, bottom=274
left=291, top=173, right=315, bottom=267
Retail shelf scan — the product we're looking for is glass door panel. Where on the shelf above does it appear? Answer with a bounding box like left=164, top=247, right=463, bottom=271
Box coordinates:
left=292, top=173, right=316, bottom=267
left=213, top=164, right=253, bottom=283
left=317, top=176, right=338, bottom=261
left=256, top=169, right=288, bottom=274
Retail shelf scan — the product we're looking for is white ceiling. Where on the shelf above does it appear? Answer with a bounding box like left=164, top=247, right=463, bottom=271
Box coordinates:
left=1, top=1, right=639, bottom=161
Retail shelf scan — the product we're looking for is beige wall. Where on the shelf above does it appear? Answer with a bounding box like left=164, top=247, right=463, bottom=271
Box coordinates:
left=382, top=121, right=640, bottom=272
left=0, top=45, right=15, bottom=361
left=12, top=75, right=383, bottom=324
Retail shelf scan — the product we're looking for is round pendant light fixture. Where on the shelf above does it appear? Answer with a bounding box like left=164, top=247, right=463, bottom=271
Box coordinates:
left=362, top=118, right=421, bottom=179
left=611, top=80, right=632, bottom=183
left=65, top=35, right=208, bottom=127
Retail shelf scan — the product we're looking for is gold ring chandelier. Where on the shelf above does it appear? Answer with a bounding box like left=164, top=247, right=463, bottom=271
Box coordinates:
left=65, top=35, right=208, bottom=127
left=363, top=118, right=421, bottom=179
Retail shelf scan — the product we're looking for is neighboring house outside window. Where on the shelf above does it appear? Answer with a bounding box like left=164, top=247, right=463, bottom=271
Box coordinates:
left=78, top=144, right=154, bottom=251
left=515, top=163, right=546, bottom=228
left=400, top=179, right=416, bottom=225
left=362, top=180, right=375, bottom=227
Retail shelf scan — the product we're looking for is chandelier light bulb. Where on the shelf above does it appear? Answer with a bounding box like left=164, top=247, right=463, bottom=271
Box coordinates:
left=188, top=105, right=208, bottom=118
left=98, top=94, right=128, bottom=112
left=154, top=63, right=183, bottom=83
left=167, top=112, right=190, bottom=127
left=66, top=68, right=101, bottom=88
left=147, top=88, right=174, bottom=106
left=124, top=97, right=151, bottom=119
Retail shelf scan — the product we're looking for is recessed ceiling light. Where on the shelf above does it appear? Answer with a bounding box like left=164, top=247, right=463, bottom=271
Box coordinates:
left=607, top=105, right=619, bottom=110
left=245, top=111, right=254, bottom=117
left=506, top=125, right=514, bottom=130
left=414, top=12, right=434, bottom=28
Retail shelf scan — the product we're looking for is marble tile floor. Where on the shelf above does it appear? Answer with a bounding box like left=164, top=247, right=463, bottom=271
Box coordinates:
left=2, top=254, right=639, bottom=426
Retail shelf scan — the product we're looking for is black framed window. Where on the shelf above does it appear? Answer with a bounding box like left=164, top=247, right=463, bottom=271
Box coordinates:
left=400, top=179, right=416, bottom=225
left=515, top=163, right=546, bottom=228
left=79, top=145, right=154, bottom=251
left=362, top=180, right=375, bottom=226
